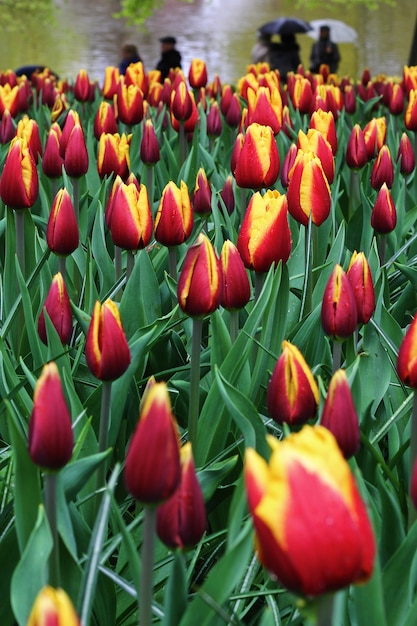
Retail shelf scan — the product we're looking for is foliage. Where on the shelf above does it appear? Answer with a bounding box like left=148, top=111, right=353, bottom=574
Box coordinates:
left=114, top=0, right=195, bottom=27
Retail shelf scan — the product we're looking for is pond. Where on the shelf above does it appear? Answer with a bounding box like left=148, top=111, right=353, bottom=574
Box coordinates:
left=1, top=0, right=416, bottom=86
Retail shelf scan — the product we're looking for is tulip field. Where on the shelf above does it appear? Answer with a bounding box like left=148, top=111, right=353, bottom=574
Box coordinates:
left=2, top=59, right=417, bottom=625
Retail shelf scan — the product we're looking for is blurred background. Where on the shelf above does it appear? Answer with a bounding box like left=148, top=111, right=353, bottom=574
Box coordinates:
left=1, top=0, right=416, bottom=85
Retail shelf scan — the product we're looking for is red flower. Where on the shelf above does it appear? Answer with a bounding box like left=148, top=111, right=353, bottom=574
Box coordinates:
left=97, top=132, right=131, bottom=180
left=220, top=239, right=251, bottom=310
left=116, top=79, right=144, bottom=126
left=27, top=586, right=80, bottom=626
left=109, top=180, right=153, bottom=250
left=42, top=124, right=64, bottom=178
left=192, top=167, right=212, bottom=216
left=0, top=137, right=39, bottom=209
left=320, top=369, right=360, bottom=458
left=188, top=58, right=208, bottom=89
left=370, top=145, right=394, bottom=190
left=397, top=132, right=416, bottom=175
left=346, top=251, right=375, bottom=325
left=140, top=118, right=160, bottom=165
left=38, top=273, right=73, bottom=345
left=93, top=101, right=118, bottom=140
left=371, top=183, right=397, bottom=234
left=287, top=150, right=331, bottom=226
left=63, top=122, right=89, bottom=178
left=397, top=313, right=417, bottom=387
left=234, top=123, right=279, bottom=190
left=346, top=124, right=368, bottom=170
left=154, top=181, right=194, bottom=247
left=321, top=264, right=358, bottom=340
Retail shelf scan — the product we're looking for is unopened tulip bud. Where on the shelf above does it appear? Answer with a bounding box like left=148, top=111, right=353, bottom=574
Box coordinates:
left=116, top=79, right=144, bottom=126
left=346, top=251, right=375, bottom=325
left=93, top=101, right=118, bottom=140
left=110, top=181, right=153, bottom=250
left=320, top=369, right=360, bottom=458
left=42, top=125, right=64, bottom=179
left=280, top=143, right=298, bottom=189
left=267, top=340, right=319, bottom=425
left=38, top=273, right=72, bottom=345
left=170, top=80, right=193, bottom=121
left=46, top=188, right=79, bottom=255
left=97, top=132, right=131, bottom=180
left=64, top=123, right=89, bottom=178
left=140, top=118, right=160, bottom=165
left=371, top=183, right=397, bottom=234
left=192, top=167, right=212, bottom=216
left=124, top=381, right=181, bottom=503
left=102, top=65, right=120, bottom=100
left=85, top=300, right=131, bottom=381
left=321, top=264, right=358, bottom=340
left=405, top=89, right=417, bottom=131
left=16, top=115, right=42, bottom=163
left=27, top=586, right=80, bottom=626
left=234, top=123, right=279, bottom=190
left=370, top=145, right=394, bottom=190
left=74, top=68, right=92, bottom=102
left=177, top=233, right=222, bottom=317
left=287, top=150, right=331, bottom=226
left=309, top=108, right=337, bottom=155
left=346, top=124, right=368, bottom=170
left=397, top=314, right=417, bottom=387
left=154, top=180, right=194, bottom=247
left=246, top=86, right=282, bottom=135
left=397, top=132, right=416, bottom=175
left=237, top=189, right=291, bottom=272
left=188, top=58, right=208, bottom=89
left=156, top=442, right=206, bottom=549
left=0, top=109, right=16, bottom=144
left=364, top=117, right=386, bottom=160
left=220, top=240, right=251, bottom=310
left=225, top=92, right=242, bottom=127
left=218, top=175, right=235, bottom=215
left=0, top=136, right=39, bottom=209
left=297, top=128, right=335, bottom=184
left=29, top=362, right=73, bottom=470
left=206, top=101, right=222, bottom=137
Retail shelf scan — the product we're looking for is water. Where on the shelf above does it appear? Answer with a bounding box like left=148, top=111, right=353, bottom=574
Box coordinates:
left=0, top=0, right=416, bottom=86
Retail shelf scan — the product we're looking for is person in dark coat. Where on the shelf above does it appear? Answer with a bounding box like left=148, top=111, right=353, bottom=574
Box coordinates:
left=119, top=43, right=142, bottom=75
left=309, top=25, right=341, bottom=73
left=268, top=33, right=301, bottom=82
left=156, top=36, right=182, bottom=81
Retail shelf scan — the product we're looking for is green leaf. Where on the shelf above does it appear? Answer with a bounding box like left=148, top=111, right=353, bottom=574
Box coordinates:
left=11, top=505, right=53, bottom=626
left=91, top=202, right=115, bottom=296
left=60, top=450, right=112, bottom=502
left=210, top=310, right=232, bottom=370
left=163, top=550, right=188, bottom=626
left=352, top=554, right=387, bottom=626
left=198, top=456, right=239, bottom=502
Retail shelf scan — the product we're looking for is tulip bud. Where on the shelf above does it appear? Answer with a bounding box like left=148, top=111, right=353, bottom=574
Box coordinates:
left=363, top=117, right=387, bottom=160
left=74, top=68, right=92, bottom=102
left=246, top=86, right=282, bottom=135
left=397, top=132, right=416, bottom=175
left=170, top=80, right=193, bottom=121
left=234, top=123, right=279, bottom=190
left=124, top=381, right=181, bottom=503
left=225, top=92, right=242, bottom=128
left=370, top=145, right=394, bottom=190
left=309, top=108, right=337, bottom=155
left=237, top=189, right=291, bottom=272
left=346, top=124, right=368, bottom=170
left=287, top=150, right=331, bottom=227
left=154, top=180, right=194, bottom=247
left=28, top=362, right=73, bottom=470
left=125, top=61, right=149, bottom=96
left=405, top=89, right=417, bottom=131
left=27, top=586, right=80, bottom=626
left=46, top=188, right=79, bottom=255
left=177, top=233, right=222, bottom=317
left=140, top=118, right=160, bottom=165
left=0, top=109, right=16, bottom=144
left=0, top=83, right=20, bottom=118
left=397, top=314, right=417, bottom=387
left=59, top=110, right=80, bottom=157
left=42, top=124, right=64, bottom=179
left=289, top=75, right=313, bottom=113
left=218, top=175, right=235, bottom=216
left=220, top=84, right=234, bottom=115
left=343, top=84, right=357, bottom=114
left=386, top=81, right=405, bottom=115
left=0, top=136, right=39, bottom=209
left=170, top=90, right=199, bottom=133
left=116, top=79, right=144, bottom=126
left=220, top=239, right=251, bottom=310
left=320, top=369, right=360, bottom=458
left=244, top=425, right=375, bottom=596
left=109, top=181, right=153, bottom=250
left=156, top=442, right=206, bottom=549
left=371, top=183, right=397, bottom=234
left=206, top=101, right=222, bottom=137
left=297, top=128, right=335, bottom=184
left=188, top=58, right=208, bottom=89
left=63, top=123, right=89, bottom=178
left=102, top=65, right=120, bottom=99
left=267, top=340, right=319, bottom=425
left=38, top=273, right=72, bottom=345
left=280, top=143, right=298, bottom=189
left=192, top=167, right=212, bottom=216
left=16, top=115, right=42, bottom=163
left=97, top=132, right=131, bottom=180
left=321, top=264, right=358, bottom=340
left=346, top=251, right=375, bottom=325
left=93, top=101, right=118, bottom=140
left=85, top=299, right=131, bottom=381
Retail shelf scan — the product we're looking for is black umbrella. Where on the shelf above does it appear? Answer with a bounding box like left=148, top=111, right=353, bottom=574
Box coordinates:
left=258, top=17, right=312, bottom=36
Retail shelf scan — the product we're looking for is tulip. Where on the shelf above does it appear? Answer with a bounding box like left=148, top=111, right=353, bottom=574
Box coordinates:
left=387, top=81, right=405, bottom=115
left=116, top=79, right=144, bottom=126
left=309, top=108, right=338, bottom=155
left=93, top=101, right=118, bottom=139
left=234, top=123, right=279, bottom=190
left=85, top=299, right=131, bottom=381
left=59, top=109, right=81, bottom=157
left=170, top=79, right=193, bottom=121
left=102, top=65, right=120, bottom=99
left=156, top=442, right=206, bottom=549
left=220, top=84, right=234, bottom=115
left=170, top=89, right=199, bottom=134
left=0, top=109, right=15, bottom=144
left=74, top=68, right=92, bottom=102
left=346, top=251, right=375, bottom=325
left=125, top=61, right=149, bottom=96
left=371, top=183, right=397, bottom=234
left=246, top=85, right=282, bottom=135
left=16, top=114, right=42, bottom=163
left=320, top=369, right=360, bottom=458
left=97, top=132, right=131, bottom=180
left=287, top=150, right=331, bottom=227
left=237, top=189, right=291, bottom=273
left=280, top=143, right=298, bottom=189
left=42, top=124, right=64, bottom=179
left=177, top=233, right=222, bottom=317
left=206, top=100, right=223, bottom=138
left=220, top=239, right=251, bottom=311
left=297, top=128, right=335, bottom=184
left=63, top=122, right=89, bottom=179
left=124, top=380, right=181, bottom=503
left=28, top=362, right=73, bottom=470
left=46, top=188, right=79, bottom=256
left=0, top=83, right=20, bottom=117
left=403, top=66, right=417, bottom=95
left=140, top=118, right=160, bottom=165
left=397, top=131, right=416, bottom=175
left=218, top=175, right=235, bottom=216
left=267, top=340, right=319, bottom=425
left=364, top=117, right=387, bottom=160
left=230, top=131, right=244, bottom=176
left=244, top=425, right=375, bottom=596
left=405, top=89, right=417, bottom=131
left=188, top=58, right=208, bottom=89
left=192, top=167, right=212, bottom=216
left=397, top=314, right=417, bottom=388
left=154, top=180, right=194, bottom=247
left=289, top=75, right=313, bottom=114
left=0, top=136, right=39, bottom=209
left=370, top=145, right=394, bottom=190
left=109, top=180, right=153, bottom=251
left=225, top=92, right=242, bottom=127
left=27, top=586, right=80, bottom=626
left=321, top=264, right=358, bottom=340
left=343, top=84, right=357, bottom=114
left=38, top=273, right=73, bottom=345
left=346, top=124, right=368, bottom=170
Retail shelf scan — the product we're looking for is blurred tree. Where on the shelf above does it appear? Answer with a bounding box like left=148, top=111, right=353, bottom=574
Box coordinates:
left=1, top=0, right=54, bottom=27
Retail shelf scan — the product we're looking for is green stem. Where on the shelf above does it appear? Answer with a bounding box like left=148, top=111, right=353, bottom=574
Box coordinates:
left=96, top=381, right=113, bottom=494
left=45, top=472, right=60, bottom=587
left=188, top=318, right=203, bottom=451
left=299, top=217, right=313, bottom=321
left=146, top=166, right=154, bottom=206
left=229, top=310, right=239, bottom=343
left=316, top=593, right=336, bottom=626
left=58, top=256, right=67, bottom=282
left=168, top=247, right=177, bottom=281
left=254, top=272, right=265, bottom=303
left=15, top=209, right=25, bottom=278
left=378, top=234, right=386, bottom=267
left=179, top=122, right=187, bottom=165
left=312, top=222, right=319, bottom=291
left=140, top=506, right=157, bottom=626
left=332, top=341, right=342, bottom=373
left=349, top=169, right=360, bottom=221
left=126, top=250, right=135, bottom=281
left=72, top=178, right=80, bottom=225
left=409, top=391, right=417, bottom=528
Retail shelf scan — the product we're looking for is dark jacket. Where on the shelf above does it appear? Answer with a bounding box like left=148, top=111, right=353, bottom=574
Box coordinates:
left=156, top=49, right=182, bottom=81
left=309, top=39, right=340, bottom=73
left=119, top=55, right=142, bottom=75
left=268, top=42, right=301, bottom=81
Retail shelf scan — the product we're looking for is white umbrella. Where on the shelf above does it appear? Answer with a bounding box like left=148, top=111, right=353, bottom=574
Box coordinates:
left=307, top=19, right=358, bottom=44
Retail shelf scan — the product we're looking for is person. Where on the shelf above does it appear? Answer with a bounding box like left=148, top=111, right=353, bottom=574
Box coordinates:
left=268, top=33, right=301, bottom=82
left=251, top=34, right=271, bottom=64
left=119, top=43, right=142, bottom=75
left=309, top=25, right=341, bottom=74
left=156, top=36, right=182, bottom=81
left=14, top=65, right=59, bottom=79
